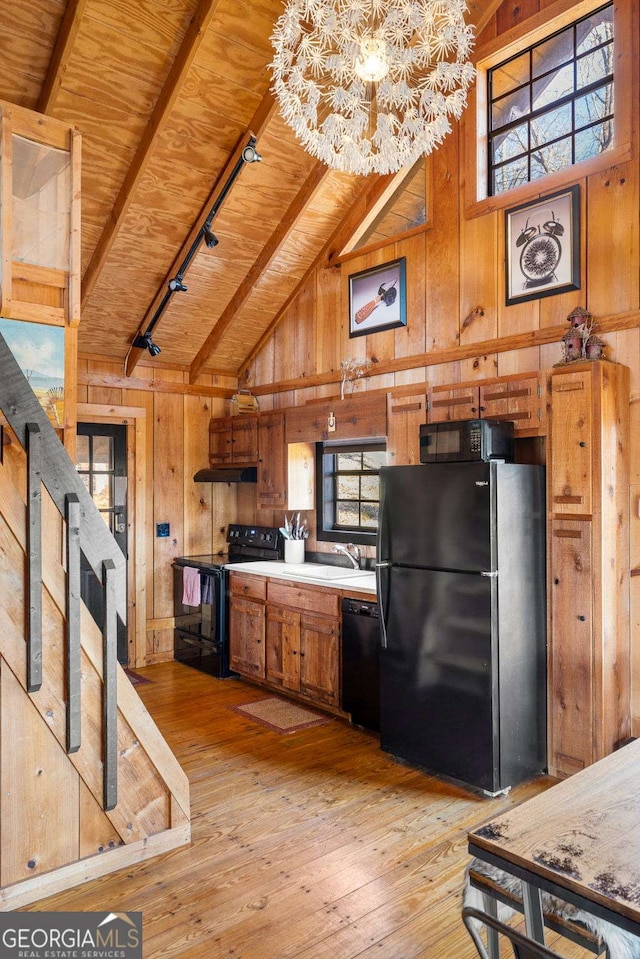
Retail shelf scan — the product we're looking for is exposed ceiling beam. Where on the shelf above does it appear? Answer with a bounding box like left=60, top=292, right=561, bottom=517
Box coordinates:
left=189, top=160, right=330, bottom=383
left=237, top=168, right=408, bottom=379
left=37, top=0, right=90, bottom=115
left=469, top=0, right=505, bottom=37
left=81, top=0, right=224, bottom=311
left=124, top=90, right=277, bottom=378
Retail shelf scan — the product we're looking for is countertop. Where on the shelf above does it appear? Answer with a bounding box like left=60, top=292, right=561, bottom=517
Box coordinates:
left=225, top=560, right=377, bottom=596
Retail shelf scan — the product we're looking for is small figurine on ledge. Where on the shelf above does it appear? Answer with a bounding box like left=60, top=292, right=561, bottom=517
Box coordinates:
left=559, top=306, right=606, bottom=364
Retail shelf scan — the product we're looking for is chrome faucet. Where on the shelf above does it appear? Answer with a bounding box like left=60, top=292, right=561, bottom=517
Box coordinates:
left=332, top=543, right=361, bottom=569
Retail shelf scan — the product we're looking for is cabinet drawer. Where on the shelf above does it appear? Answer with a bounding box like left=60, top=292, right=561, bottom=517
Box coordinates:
left=230, top=572, right=267, bottom=601
left=267, top=581, right=340, bottom=617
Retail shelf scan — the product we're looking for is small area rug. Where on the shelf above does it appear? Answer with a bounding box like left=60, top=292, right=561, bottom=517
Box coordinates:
left=124, top=669, right=152, bottom=687
left=228, top=697, right=332, bottom=735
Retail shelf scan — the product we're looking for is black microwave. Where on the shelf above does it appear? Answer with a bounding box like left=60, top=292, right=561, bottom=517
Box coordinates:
left=419, top=419, right=514, bottom=463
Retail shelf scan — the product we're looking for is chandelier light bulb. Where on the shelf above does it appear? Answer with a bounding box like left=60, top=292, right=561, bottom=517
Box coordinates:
left=354, top=37, right=390, bottom=83
left=270, top=0, right=476, bottom=176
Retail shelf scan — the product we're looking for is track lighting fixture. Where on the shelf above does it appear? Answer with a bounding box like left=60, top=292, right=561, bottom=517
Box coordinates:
left=126, top=134, right=261, bottom=372
left=242, top=144, right=262, bottom=164
left=133, top=330, right=161, bottom=357
left=203, top=226, right=219, bottom=249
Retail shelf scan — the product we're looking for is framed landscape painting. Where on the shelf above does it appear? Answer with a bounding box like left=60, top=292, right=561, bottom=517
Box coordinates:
left=0, top=318, right=65, bottom=426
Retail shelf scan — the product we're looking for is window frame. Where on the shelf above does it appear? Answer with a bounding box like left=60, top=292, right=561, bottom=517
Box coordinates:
left=464, top=0, right=634, bottom=218
left=315, top=440, right=386, bottom=546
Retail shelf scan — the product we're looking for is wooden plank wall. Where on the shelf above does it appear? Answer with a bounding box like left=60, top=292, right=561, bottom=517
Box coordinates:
left=242, top=5, right=640, bottom=728
left=76, top=2, right=640, bottom=724
left=76, top=359, right=237, bottom=664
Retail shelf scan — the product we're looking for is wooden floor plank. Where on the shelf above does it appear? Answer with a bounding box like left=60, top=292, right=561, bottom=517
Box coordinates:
left=29, top=662, right=557, bottom=959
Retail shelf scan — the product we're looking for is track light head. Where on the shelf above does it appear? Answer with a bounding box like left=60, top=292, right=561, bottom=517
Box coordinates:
left=242, top=144, right=262, bottom=163
left=169, top=277, right=187, bottom=293
left=133, top=331, right=161, bottom=357
left=203, top=227, right=219, bottom=248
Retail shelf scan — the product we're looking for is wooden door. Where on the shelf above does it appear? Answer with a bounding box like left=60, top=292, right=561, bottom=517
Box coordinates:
left=258, top=411, right=287, bottom=509
left=266, top=603, right=300, bottom=691
left=428, top=385, right=480, bottom=423
left=548, top=370, right=593, bottom=515
left=209, top=416, right=232, bottom=466
left=480, top=374, right=544, bottom=436
left=299, top=612, right=339, bottom=706
left=386, top=392, right=427, bottom=465
left=231, top=415, right=258, bottom=464
left=229, top=595, right=265, bottom=678
left=549, top=519, right=593, bottom=776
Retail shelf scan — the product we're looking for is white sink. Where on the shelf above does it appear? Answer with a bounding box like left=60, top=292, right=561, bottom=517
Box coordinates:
left=280, top=563, right=364, bottom=580
left=226, top=560, right=375, bottom=589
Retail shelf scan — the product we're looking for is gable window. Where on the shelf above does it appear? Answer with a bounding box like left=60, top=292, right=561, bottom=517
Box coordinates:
left=488, top=3, right=613, bottom=196
left=316, top=441, right=386, bottom=545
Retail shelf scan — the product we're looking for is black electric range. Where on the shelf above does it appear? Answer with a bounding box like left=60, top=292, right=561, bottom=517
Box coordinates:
left=173, top=524, right=283, bottom=677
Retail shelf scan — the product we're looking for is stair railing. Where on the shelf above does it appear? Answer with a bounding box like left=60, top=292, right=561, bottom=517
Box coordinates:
left=0, top=333, right=125, bottom=810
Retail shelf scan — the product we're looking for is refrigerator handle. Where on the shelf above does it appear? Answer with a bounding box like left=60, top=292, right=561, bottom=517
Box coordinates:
left=376, top=475, right=391, bottom=649
left=375, top=561, right=391, bottom=648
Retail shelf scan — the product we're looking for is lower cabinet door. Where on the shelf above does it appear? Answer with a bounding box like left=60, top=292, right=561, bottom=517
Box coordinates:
left=549, top=518, right=593, bottom=776
left=229, top=595, right=265, bottom=678
left=299, top=612, right=339, bottom=706
left=266, top=604, right=301, bottom=691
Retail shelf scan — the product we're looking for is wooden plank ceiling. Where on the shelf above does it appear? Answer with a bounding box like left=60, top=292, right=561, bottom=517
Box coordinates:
left=0, top=0, right=499, bottom=382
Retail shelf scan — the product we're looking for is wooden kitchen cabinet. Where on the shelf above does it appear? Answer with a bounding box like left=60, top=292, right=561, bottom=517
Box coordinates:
left=266, top=603, right=300, bottom=690
left=549, top=519, right=594, bottom=775
left=209, top=415, right=258, bottom=466
left=428, top=373, right=543, bottom=437
left=546, top=361, right=630, bottom=778
left=548, top=369, right=592, bottom=515
left=229, top=572, right=266, bottom=678
left=285, top=393, right=387, bottom=444
left=299, top=611, right=339, bottom=706
left=480, top=374, right=544, bottom=436
left=257, top=410, right=287, bottom=510
left=265, top=581, right=340, bottom=709
left=386, top=391, right=427, bottom=465
left=427, top=384, right=479, bottom=423
left=229, top=573, right=342, bottom=712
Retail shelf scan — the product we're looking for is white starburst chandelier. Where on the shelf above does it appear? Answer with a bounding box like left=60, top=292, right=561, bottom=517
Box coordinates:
left=270, top=0, right=476, bottom=176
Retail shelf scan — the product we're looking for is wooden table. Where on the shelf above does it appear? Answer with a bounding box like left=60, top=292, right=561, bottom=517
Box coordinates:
left=468, top=739, right=640, bottom=948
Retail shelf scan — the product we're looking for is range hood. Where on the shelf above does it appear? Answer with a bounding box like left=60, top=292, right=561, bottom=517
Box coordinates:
left=193, top=467, right=257, bottom=483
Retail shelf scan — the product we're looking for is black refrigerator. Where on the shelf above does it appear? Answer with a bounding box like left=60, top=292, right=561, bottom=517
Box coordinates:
left=376, top=461, right=546, bottom=795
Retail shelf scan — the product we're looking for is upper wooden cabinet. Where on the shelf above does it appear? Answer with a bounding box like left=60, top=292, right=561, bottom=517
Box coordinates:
left=209, top=415, right=258, bottom=466
left=0, top=103, right=81, bottom=327
left=285, top=394, right=387, bottom=444
left=428, top=373, right=544, bottom=437
left=546, top=361, right=630, bottom=778
left=548, top=369, right=593, bottom=515
left=257, top=410, right=287, bottom=510
left=386, top=391, right=427, bottom=465
left=427, top=384, right=478, bottom=423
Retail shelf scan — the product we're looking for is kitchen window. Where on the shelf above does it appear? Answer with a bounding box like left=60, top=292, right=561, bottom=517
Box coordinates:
left=467, top=0, right=632, bottom=214
left=488, top=3, right=614, bottom=196
left=316, top=441, right=386, bottom=545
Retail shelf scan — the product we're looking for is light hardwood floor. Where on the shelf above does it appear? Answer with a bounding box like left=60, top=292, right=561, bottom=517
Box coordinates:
left=32, top=662, right=555, bottom=958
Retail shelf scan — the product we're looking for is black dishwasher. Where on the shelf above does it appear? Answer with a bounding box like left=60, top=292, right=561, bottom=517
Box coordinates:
left=341, top=597, right=380, bottom=732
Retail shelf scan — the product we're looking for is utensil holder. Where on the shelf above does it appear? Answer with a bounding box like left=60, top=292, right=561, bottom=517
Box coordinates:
left=284, top=540, right=305, bottom=564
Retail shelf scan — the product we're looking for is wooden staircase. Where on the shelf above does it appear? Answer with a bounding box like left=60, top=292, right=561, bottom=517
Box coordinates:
left=0, top=334, right=190, bottom=909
